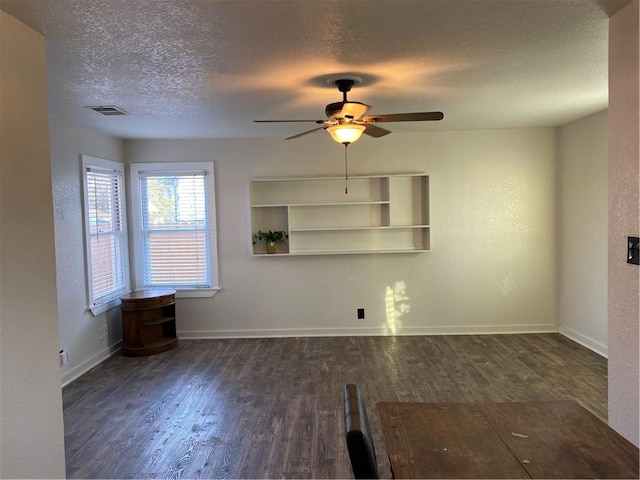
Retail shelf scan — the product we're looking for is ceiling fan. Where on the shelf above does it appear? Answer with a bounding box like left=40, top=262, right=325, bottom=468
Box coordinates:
left=254, top=77, right=444, bottom=144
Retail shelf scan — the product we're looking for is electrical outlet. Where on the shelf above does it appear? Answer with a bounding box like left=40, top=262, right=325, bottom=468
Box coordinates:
left=59, top=349, right=69, bottom=367
left=357, top=308, right=365, bottom=319
left=628, top=236, right=639, bottom=265
left=100, top=325, right=108, bottom=341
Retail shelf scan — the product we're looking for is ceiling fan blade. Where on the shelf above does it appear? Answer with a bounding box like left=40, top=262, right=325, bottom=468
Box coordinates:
left=254, top=119, right=325, bottom=123
left=285, top=126, right=326, bottom=140
left=362, top=111, right=444, bottom=123
left=363, top=123, right=391, bottom=138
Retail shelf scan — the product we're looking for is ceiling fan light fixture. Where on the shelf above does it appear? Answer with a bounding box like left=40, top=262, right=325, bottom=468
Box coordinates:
left=327, top=123, right=366, bottom=144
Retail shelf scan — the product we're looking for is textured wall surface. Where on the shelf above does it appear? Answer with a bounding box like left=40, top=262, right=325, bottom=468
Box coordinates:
left=0, top=0, right=618, bottom=138
left=557, top=111, right=608, bottom=355
left=50, top=121, right=560, bottom=392
left=0, top=11, right=66, bottom=478
left=123, top=128, right=557, bottom=338
left=49, top=121, right=125, bottom=386
left=608, top=0, right=640, bottom=447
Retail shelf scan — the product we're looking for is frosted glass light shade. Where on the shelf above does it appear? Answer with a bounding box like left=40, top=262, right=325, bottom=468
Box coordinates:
left=326, top=123, right=366, bottom=144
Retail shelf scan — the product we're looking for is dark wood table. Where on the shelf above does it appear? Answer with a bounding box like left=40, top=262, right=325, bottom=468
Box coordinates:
left=377, top=400, right=639, bottom=479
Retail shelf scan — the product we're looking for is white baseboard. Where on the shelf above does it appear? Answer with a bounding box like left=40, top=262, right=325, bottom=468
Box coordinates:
left=178, top=323, right=558, bottom=340
left=61, top=340, right=122, bottom=387
left=558, top=325, right=607, bottom=358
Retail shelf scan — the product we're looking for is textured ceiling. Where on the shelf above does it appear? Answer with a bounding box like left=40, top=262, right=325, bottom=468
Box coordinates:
left=0, top=0, right=631, bottom=139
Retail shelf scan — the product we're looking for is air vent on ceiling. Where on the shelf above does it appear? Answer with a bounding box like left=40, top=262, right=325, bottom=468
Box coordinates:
left=85, top=105, right=129, bottom=116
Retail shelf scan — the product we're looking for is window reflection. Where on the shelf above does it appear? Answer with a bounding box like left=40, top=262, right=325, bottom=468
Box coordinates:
left=384, top=281, right=410, bottom=335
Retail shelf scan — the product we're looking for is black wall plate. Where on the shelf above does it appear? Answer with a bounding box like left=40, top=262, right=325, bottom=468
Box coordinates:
left=628, top=236, right=639, bottom=265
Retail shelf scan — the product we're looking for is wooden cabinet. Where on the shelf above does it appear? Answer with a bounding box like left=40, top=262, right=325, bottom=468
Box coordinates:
left=250, top=174, right=430, bottom=255
left=120, top=289, right=177, bottom=356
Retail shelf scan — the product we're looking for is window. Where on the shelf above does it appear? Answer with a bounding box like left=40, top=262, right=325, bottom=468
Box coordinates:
left=81, top=155, right=130, bottom=315
left=130, top=162, right=219, bottom=297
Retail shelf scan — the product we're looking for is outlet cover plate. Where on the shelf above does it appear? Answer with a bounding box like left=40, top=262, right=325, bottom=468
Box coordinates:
left=628, top=236, right=639, bottom=265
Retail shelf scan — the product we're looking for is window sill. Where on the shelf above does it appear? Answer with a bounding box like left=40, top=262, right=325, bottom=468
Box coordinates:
left=89, top=298, right=122, bottom=316
left=175, top=287, right=220, bottom=299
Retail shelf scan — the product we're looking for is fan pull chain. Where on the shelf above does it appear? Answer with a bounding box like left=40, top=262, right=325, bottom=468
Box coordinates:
left=344, top=144, right=349, bottom=194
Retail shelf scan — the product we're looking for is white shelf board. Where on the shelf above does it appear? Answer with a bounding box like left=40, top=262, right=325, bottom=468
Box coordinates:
left=290, top=225, right=430, bottom=232
left=253, top=200, right=389, bottom=207
left=254, top=248, right=429, bottom=256
left=250, top=173, right=429, bottom=257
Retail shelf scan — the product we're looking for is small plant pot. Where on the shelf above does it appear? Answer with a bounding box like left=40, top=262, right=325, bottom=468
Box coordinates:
left=266, top=241, right=277, bottom=254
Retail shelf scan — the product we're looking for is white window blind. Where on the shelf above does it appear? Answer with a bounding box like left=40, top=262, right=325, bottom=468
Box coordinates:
left=82, top=156, right=129, bottom=313
left=138, top=171, right=211, bottom=288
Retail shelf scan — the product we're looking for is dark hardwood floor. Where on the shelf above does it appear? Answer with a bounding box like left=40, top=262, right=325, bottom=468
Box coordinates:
left=62, top=334, right=607, bottom=479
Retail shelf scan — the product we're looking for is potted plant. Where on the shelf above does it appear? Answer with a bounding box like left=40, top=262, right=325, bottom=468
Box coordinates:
left=253, top=229, right=288, bottom=254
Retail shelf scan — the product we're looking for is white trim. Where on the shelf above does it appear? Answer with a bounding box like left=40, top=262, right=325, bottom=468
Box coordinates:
left=81, top=155, right=130, bottom=312
left=558, top=325, right=608, bottom=358
left=178, top=323, right=559, bottom=340
left=61, top=325, right=567, bottom=386
left=89, top=297, right=123, bottom=316
left=175, top=287, right=220, bottom=298
left=251, top=172, right=426, bottom=182
left=61, top=340, right=122, bottom=387
left=129, top=162, right=219, bottom=292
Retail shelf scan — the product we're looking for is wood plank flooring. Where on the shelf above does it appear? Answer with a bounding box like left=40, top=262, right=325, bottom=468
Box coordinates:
left=62, top=334, right=607, bottom=479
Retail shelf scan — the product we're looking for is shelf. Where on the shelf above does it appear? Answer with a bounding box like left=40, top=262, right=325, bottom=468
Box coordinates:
left=144, top=316, right=176, bottom=327
left=255, top=249, right=427, bottom=256
left=251, top=176, right=389, bottom=205
left=289, top=227, right=428, bottom=253
left=250, top=174, right=429, bottom=256
left=290, top=202, right=390, bottom=230
left=252, top=200, right=389, bottom=207
left=290, top=225, right=429, bottom=232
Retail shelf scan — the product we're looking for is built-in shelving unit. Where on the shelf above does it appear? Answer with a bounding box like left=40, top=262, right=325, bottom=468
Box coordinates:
left=250, top=174, right=430, bottom=256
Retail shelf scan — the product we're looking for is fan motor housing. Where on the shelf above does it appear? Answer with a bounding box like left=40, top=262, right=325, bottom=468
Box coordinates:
left=325, top=102, right=346, bottom=119
left=325, top=101, right=369, bottom=119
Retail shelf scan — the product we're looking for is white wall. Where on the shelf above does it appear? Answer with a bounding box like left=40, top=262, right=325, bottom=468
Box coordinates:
left=557, top=111, right=608, bottom=355
left=124, top=128, right=558, bottom=338
left=608, top=0, right=639, bottom=447
left=1, top=0, right=633, bottom=469
left=0, top=11, right=66, bottom=478
left=49, top=120, right=125, bottom=386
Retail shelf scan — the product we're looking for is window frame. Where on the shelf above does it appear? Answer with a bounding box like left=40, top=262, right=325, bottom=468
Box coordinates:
left=81, top=155, right=131, bottom=315
left=129, top=162, right=219, bottom=298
